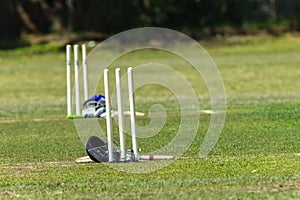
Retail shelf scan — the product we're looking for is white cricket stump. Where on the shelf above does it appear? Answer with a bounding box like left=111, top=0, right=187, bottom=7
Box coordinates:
left=115, top=68, right=126, bottom=161
left=66, top=45, right=72, bottom=117
left=104, top=69, right=114, bottom=162
left=73, top=44, right=81, bottom=116
left=82, top=44, right=89, bottom=101
left=128, top=67, right=139, bottom=161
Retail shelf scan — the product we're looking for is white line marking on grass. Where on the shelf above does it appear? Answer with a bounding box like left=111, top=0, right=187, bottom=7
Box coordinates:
left=0, top=118, right=63, bottom=124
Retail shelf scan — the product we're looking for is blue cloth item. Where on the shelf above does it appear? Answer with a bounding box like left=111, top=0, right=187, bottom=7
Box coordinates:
left=92, top=94, right=105, bottom=101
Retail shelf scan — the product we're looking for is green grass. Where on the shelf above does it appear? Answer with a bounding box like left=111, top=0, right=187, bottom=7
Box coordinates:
left=1, top=34, right=300, bottom=199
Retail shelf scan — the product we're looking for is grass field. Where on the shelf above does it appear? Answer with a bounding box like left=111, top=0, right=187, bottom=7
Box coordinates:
left=1, top=34, right=300, bottom=199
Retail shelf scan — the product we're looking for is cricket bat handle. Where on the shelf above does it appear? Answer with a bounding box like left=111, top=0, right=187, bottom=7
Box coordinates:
left=139, top=155, right=175, bottom=160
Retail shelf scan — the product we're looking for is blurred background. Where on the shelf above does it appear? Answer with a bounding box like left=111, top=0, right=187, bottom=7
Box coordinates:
left=0, top=0, right=300, bottom=49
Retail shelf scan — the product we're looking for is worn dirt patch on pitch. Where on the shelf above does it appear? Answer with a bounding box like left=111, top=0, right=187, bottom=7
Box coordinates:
left=1, top=191, right=20, bottom=198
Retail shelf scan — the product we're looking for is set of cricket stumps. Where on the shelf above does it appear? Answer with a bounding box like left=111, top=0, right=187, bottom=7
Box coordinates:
left=66, top=44, right=174, bottom=163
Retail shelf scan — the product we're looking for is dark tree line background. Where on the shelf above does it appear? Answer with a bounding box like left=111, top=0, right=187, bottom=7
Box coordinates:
left=1, top=0, right=300, bottom=41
